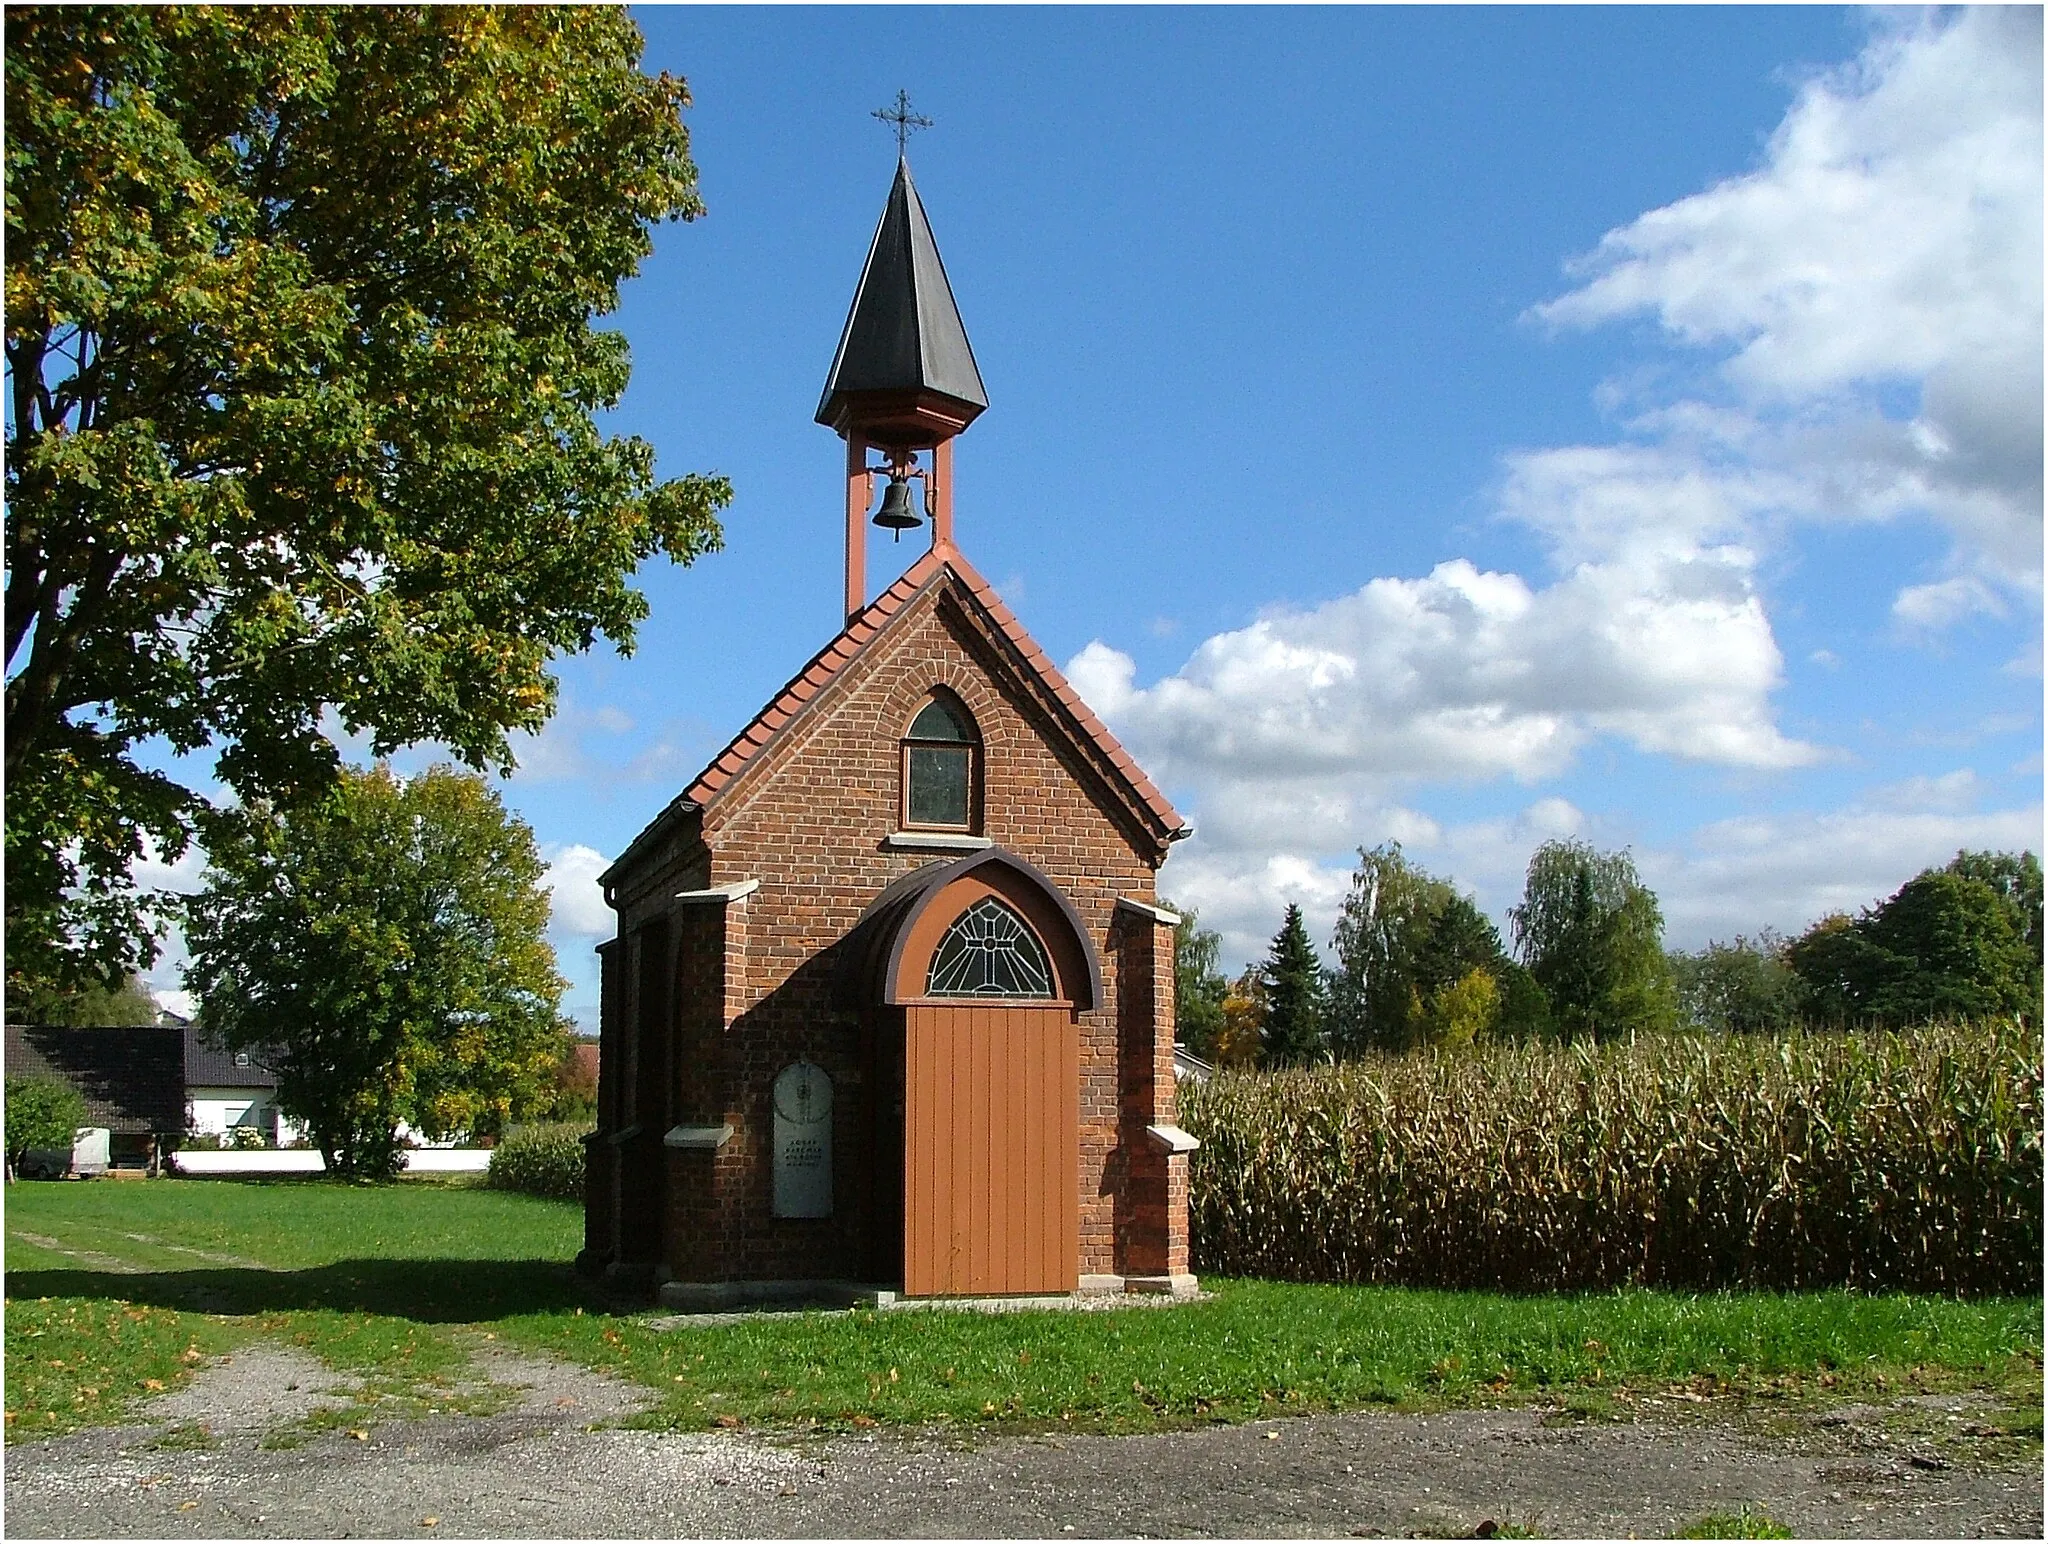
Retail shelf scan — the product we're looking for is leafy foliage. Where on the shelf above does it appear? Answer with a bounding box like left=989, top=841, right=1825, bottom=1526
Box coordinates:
left=1669, top=931, right=1802, bottom=1034
left=486, top=1122, right=593, bottom=1202
left=1509, top=839, right=1673, bottom=1040
left=4, top=1075, right=88, bottom=1166
left=184, top=764, right=570, bottom=1178
left=1213, top=967, right=1268, bottom=1068
left=10, top=972, right=161, bottom=1027
left=4, top=6, right=729, bottom=999
left=536, top=1040, right=599, bottom=1125
left=1168, top=902, right=1228, bottom=1060
left=1326, top=843, right=1456, bottom=1054
left=1327, top=843, right=1544, bottom=1051
left=1789, top=851, right=2043, bottom=1027
left=1415, top=966, right=1498, bottom=1047
left=1183, top=1021, right=2042, bottom=1295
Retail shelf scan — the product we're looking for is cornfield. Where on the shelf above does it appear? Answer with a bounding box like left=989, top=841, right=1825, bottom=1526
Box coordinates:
left=1181, top=1021, right=2042, bottom=1295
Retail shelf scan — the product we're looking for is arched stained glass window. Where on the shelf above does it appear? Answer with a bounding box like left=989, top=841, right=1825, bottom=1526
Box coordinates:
left=909, top=698, right=974, bottom=741
left=926, top=897, right=1055, bottom=998
left=903, top=692, right=979, bottom=830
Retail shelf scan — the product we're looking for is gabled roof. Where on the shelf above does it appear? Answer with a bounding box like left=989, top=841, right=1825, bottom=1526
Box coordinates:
left=666, top=543, right=1185, bottom=857
left=816, top=158, right=989, bottom=429
left=4, top=1025, right=185, bottom=1134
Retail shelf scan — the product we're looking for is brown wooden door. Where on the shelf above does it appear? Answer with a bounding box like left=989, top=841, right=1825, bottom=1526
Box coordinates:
left=903, top=1003, right=1077, bottom=1296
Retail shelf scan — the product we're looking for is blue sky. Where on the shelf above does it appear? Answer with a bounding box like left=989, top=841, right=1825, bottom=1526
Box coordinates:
left=145, top=6, right=2043, bottom=1028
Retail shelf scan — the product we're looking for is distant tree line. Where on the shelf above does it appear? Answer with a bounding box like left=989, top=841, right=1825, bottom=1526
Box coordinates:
left=1171, top=844, right=2043, bottom=1068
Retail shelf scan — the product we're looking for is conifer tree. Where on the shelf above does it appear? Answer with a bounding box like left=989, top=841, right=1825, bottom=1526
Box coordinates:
left=1260, top=904, right=1326, bottom=1068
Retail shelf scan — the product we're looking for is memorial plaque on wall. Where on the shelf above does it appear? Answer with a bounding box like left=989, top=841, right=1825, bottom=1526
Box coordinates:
left=772, top=1060, right=833, bottom=1218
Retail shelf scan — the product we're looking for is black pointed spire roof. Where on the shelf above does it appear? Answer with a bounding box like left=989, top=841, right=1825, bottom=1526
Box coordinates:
left=816, top=158, right=988, bottom=437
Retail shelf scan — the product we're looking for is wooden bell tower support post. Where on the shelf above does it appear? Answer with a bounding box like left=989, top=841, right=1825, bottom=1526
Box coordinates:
left=844, top=436, right=958, bottom=624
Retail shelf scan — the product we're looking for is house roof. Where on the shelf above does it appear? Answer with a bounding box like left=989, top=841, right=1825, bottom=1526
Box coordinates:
left=675, top=542, right=1186, bottom=850
left=183, top=1026, right=279, bottom=1089
left=4, top=1025, right=185, bottom=1134
left=816, top=157, right=988, bottom=431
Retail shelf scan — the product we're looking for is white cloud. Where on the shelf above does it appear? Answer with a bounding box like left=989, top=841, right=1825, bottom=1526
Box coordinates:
left=1644, top=798, right=2044, bottom=947
left=1893, top=576, right=2006, bottom=631
left=1071, top=544, right=1814, bottom=809
left=1157, top=844, right=1359, bottom=973
left=132, top=837, right=207, bottom=897
left=1864, top=768, right=1984, bottom=815
left=542, top=843, right=615, bottom=940
left=1159, top=797, right=1588, bottom=972
left=1534, top=5, right=2043, bottom=617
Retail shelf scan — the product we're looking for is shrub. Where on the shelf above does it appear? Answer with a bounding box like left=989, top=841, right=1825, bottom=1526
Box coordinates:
left=486, top=1122, right=592, bottom=1201
left=1181, top=1020, right=2041, bottom=1296
left=5, top=1076, right=87, bottom=1168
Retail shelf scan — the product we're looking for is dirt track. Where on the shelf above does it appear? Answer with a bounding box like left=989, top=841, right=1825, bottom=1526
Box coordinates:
left=5, top=1344, right=2040, bottom=1539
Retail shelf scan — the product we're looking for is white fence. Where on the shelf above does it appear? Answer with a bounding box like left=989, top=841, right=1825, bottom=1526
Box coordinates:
left=171, top=1148, right=492, bottom=1176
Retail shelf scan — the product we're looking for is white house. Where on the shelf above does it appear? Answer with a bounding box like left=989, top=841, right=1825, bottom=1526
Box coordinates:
left=183, top=1026, right=301, bottom=1145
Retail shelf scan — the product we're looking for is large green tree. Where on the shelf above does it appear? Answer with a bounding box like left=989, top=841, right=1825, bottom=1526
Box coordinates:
left=1788, top=851, right=2042, bottom=1027
left=1669, top=930, right=1801, bottom=1034
left=1327, top=843, right=1539, bottom=1052
left=1327, top=843, right=1456, bottom=1054
left=4, top=6, right=728, bottom=1000
left=11, top=971, right=161, bottom=1027
left=1508, top=839, right=1673, bottom=1041
left=183, top=764, right=571, bottom=1177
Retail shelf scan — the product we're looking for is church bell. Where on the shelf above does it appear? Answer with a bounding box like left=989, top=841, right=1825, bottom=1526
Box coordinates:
left=872, top=474, right=922, bottom=538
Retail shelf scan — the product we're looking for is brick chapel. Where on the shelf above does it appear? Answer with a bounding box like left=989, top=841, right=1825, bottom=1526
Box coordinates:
left=582, top=154, right=1198, bottom=1308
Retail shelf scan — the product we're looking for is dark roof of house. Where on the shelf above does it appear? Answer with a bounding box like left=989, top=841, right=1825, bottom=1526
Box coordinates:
left=182, top=1026, right=279, bottom=1089
left=4, top=1025, right=185, bottom=1134
left=816, top=157, right=988, bottom=429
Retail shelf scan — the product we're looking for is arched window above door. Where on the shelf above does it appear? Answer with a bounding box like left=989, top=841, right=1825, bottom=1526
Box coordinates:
left=901, top=692, right=979, bottom=831
left=926, top=896, right=1054, bottom=998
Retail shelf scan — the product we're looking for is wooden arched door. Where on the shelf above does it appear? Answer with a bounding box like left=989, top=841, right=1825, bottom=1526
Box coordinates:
left=880, top=856, right=1095, bottom=1296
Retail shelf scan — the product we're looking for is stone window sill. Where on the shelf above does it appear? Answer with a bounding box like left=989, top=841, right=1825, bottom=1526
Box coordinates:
left=883, top=831, right=994, bottom=852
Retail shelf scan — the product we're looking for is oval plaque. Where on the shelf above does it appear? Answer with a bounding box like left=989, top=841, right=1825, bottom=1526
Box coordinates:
left=772, top=1060, right=833, bottom=1219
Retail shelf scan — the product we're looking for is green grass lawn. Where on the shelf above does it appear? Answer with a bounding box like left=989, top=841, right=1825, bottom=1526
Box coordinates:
left=6, top=1177, right=2041, bottom=1450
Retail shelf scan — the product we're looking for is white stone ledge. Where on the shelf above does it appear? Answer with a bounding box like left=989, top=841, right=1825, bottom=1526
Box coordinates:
left=1144, top=1123, right=1200, bottom=1154
left=674, top=880, right=759, bottom=905
left=1115, top=896, right=1182, bottom=927
left=882, top=832, right=993, bottom=852
left=664, top=1124, right=734, bottom=1150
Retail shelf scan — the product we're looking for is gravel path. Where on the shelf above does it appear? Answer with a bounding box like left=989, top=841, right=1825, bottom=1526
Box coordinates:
left=5, top=1344, right=2039, bottom=1539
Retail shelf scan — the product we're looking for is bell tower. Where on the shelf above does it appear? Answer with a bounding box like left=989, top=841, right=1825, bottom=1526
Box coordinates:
left=818, top=123, right=988, bottom=624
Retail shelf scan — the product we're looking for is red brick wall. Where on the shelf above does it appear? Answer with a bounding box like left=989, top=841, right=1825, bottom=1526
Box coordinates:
left=607, top=574, right=1175, bottom=1286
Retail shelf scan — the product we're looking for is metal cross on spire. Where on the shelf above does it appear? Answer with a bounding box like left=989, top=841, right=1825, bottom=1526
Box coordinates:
left=872, top=89, right=933, bottom=156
